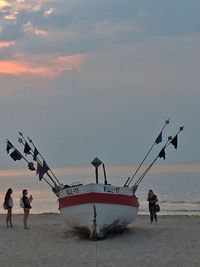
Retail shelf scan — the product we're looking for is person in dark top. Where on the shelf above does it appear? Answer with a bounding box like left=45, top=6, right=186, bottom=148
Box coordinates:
left=147, top=189, right=158, bottom=223
left=4, top=188, right=14, bottom=227
left=22, top=189, right=33, bottom=229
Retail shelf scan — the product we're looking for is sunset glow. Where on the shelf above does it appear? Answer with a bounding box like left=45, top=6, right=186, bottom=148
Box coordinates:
left=0, top=0, right=8, bottom=8
left=1, top=163, right=200, bottom=179
left=0, top=41, right=15, bottom=48
left=4, top=13, right=17, bottom=20
left=0, top=54, right=85, bottom=77
left=0, top=0, right=199, bottom=172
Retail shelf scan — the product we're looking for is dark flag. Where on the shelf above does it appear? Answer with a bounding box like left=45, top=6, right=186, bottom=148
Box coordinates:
left=171, top=135, right=178, bottom=149
left=43, top=160, right=50, bottom=174
left=158, top=147, right=166, bottom=160
left=10, top=149, right=23, bottom=161
left=24, top=142, right=31, bottom=154
left=36, top=160, right=49, bottom=180
left=155, top=131, right=162, bottom=144
left=36, top=162, right=43, bottom=180
left=33, top=147, right=39, bottom=161
left=6, top=141, right=13, bottom=154
left=28, top=162, right=35, bottom=171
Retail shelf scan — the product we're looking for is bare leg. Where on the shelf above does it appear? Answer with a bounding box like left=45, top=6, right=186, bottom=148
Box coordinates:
left=23, top=208, right=30, bottom=229
left=7, top=209, right=13, bottom=227
left=9, top=209, right=13, bottom=227
left=6, top=211, right=9, bottom=227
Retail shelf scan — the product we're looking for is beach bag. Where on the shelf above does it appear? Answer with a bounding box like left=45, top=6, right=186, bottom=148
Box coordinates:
left=20, top=198, right=24, bottom=208
left=155, top=204, right=160, bottom=213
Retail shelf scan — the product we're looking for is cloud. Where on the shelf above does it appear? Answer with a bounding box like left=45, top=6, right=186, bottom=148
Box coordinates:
left=0, top=0, right=200, bottom=169
left=0, top=54, right=85, bottom=77
left=0, top=41, right=15, bottom=48
left=23, top=22, right=50, bottom=36
left=1, top=0, right=199, bottom=59
left=0, top=59, right=54, bottom=76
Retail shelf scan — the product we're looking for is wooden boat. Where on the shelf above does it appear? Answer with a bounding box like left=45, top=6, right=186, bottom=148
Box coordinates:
left=6, top=122, right=183, bottom=238
left=57, top=182, right=139, bottom=238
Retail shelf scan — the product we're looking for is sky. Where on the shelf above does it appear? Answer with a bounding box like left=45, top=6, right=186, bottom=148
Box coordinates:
left=0, top=0, right=200, bottom=180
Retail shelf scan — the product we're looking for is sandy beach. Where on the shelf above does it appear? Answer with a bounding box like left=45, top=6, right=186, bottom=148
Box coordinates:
left=0, top=214, right=199, bottom=267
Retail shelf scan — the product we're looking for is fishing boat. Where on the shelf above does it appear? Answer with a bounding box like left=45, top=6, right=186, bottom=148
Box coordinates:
left=56, top=158, right=139, bottom=238
left=57, top=183, right=139, bottom=238
left=5, top=120, right=183, bottom=239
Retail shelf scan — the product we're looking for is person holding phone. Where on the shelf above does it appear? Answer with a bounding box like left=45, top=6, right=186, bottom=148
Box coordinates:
left=22, top=189, right=33, bottom=229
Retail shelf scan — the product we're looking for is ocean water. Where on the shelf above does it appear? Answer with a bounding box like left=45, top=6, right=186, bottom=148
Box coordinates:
left=0, top=167, right=199, bottom=215
left=136, top=172, right=200, bottom=215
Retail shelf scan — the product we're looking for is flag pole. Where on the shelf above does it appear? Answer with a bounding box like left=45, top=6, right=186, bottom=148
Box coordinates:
left=131, top=138, right=171, bottom=192
left=26, top=134, right=61, bottom=185
left=131, top=126, right=184, bottom=192
left=125, top=118, right=170, bottom=187
left=18, top=132, right=60, bottom=186
left=5, top=140, right=55, bottom=189
left=124, top=177, right=130, bottom=187
left=166, top=126, right=184, bottom=149
left=6, top=139, right=29, bottom=164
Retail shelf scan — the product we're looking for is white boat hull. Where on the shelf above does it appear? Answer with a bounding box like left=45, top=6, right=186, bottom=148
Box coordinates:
left=58, top=183, right=139, bottom=238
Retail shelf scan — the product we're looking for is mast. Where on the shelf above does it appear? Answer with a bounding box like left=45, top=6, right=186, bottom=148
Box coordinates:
left=131, top=126, right=184, bottom=193
left=5, top=139, right=55, bottom=189
left=18, top=132, right=60, bottom=187
left=125, top=118, right=170, bottom=187
left=5, top=132, right=63, bottom=192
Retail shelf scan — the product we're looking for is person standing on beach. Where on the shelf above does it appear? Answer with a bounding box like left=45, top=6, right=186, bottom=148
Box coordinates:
left=22, top=189, right=33, bottom=229
left=147, top=189, right=158, bottom=224
left=3, top=188, right=14, bottom=228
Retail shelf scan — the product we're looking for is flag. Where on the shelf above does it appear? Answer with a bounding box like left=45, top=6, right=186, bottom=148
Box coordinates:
left=158, top=147, right=166, bottom=160
left=42, top=160, right=50, bottom=174
left=10, top=149, right=23, bottom=161
left=36, top=162, right=43, bottom=180
left=155, top=131, right=162, bottom=144
left=24, top=142, right=31, bottom=154
left=171, top=135, right=178, bottom=149
left=28, top=162, right=35, bottom=171
left=33, top=147, right=39, bottom=161
left=36, top=160, right=49, bottom=180
left=6, top=141, right=13, bottom=154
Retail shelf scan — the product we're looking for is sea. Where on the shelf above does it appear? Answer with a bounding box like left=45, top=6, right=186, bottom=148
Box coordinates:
left=0, top=166, right=200, bottom=215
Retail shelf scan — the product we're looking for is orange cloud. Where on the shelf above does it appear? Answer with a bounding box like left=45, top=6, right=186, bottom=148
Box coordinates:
left=0, top=41, right=15, bottom=48
left=0, top=60, right=55, bottom=77
left=4, top=14, right=17, bottom=20
left=0, top=54, right=85, bottom=77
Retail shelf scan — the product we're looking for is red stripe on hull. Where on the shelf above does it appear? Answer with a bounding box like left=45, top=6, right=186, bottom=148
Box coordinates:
left=59, top=193, right=139, bottom=209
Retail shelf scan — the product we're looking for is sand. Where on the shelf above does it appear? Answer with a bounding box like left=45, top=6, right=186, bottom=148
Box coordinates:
left=0, top=213, right=199, bottom=267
